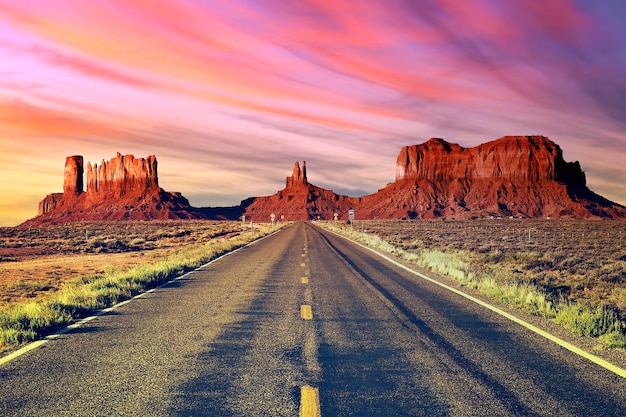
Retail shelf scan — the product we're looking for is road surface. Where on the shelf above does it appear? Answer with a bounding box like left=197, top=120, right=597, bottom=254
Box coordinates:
left=1, top=222, right=625, bottom=416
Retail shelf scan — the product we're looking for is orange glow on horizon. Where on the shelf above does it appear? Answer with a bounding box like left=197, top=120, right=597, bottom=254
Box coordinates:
left=0, top=0, right=625, bottom=225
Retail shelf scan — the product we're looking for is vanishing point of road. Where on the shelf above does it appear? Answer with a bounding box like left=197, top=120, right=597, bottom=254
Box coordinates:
left=1, top=222, right=625, bottom=416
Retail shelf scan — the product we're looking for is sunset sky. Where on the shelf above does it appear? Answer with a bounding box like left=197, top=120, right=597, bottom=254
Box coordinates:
left=1, top=0, right=626, bottom=226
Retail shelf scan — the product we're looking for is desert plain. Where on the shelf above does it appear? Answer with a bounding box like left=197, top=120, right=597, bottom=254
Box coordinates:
left=2, top=218, right=625, bottom=355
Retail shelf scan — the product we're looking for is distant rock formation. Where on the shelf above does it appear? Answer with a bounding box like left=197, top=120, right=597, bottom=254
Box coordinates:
left=24, top=153, right=205, bottom=226
left=21, top=136, right=626, bottom=226
left=242, top=161, right=358, bottom=221
left=286, top=161, right=308, bottom=188
left=242, top=136, right=625, bottom=221
left=395, top=136, right=585, bottom=185
left=379, top=135, right=617, bottom=219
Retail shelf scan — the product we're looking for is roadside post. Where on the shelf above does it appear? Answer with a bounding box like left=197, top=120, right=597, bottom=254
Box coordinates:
left=270, top=213, right=275, bottom=227
left=349, top=209, right=355, bottom=231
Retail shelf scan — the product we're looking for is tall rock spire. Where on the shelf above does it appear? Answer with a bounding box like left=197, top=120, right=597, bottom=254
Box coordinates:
left=286, top=161, right=308, bottom=187
left=63, top=155, right=84, bottom=197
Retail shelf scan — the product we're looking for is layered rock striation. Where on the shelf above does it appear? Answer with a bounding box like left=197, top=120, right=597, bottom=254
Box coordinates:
left=23, top=135, right=626, bottom=226
left=381, top=135, right=614, bottom=219
left=27, top=153, right=202, bottom=226
left=242, top=136, right=625, bottom=221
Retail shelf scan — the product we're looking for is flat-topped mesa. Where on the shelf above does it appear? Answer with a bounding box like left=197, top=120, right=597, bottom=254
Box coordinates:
left=26, top=136, right=626, bottom=225
left=395, top=136, right=586, bottom=186
left=86, top=152, right=159, bottom=199
left=29, top=152, right=202, bottom=224
left=286, top=161, right=308, bottom=188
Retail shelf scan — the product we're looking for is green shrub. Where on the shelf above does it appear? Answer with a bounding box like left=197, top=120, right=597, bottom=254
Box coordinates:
left=554, top=302, right=619, bottom=338
left=599, top=330, right=626, bottom=349
left=317, top=221, right=625, bottom=347
left=0, top=327, right=36, bottom=347
left=0, top=302, right=72, bottom=350
left=478, top=279, right=556, bottom=318
left=0, top=223, right=284, bottom=351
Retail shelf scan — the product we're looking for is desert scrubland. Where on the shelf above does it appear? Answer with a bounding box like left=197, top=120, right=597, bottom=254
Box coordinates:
left=2, top=218, right=625, bottom=355
left=320, top=219, right=626, bottom=350
left=0, top=220, right=282, bottom=351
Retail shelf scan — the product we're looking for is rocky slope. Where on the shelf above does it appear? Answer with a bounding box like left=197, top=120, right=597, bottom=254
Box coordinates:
left=24, top=153, right=204, bottom=226
left=243, top=136, right=626, bottom=221
left=242, top=161, right=360, bottom=221
left=22, top=136, right=626, bottom=226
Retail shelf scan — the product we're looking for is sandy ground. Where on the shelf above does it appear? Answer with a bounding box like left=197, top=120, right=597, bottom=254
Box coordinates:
left=0, top=249, right=168, bottom=304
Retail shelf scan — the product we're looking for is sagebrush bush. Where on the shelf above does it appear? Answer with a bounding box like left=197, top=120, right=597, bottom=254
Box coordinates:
left=599, top=330, right=626, bottom=349
left=319, top=220, right=626, bottom=347
left=0, top=222, right=284, bottom=351
left=555, top=302, right=619, bottom=338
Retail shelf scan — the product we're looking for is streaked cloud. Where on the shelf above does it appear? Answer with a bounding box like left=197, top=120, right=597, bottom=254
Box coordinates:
left=0, top=0, right=625, bottom=225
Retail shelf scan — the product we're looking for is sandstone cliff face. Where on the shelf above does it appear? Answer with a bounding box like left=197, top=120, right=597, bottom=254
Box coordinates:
left=86, top=153, right=158, bottom=201
left=242, top=137, right=625, bottom=221
left=23, top=136, right=626, bottom=226
left=38, top=193, right=64, bottom=217
left=26, top=153, right=201, bottom=226
left=63, top=156, right=84, bottom=197
left=395, top=136, right=585, bottom=185
left=286, top=161, right=308, bottom=188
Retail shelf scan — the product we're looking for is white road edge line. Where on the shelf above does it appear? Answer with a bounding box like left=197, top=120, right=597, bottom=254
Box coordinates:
left=0, top=229, right=283, bottom=367
left=324, top=227, right=626, bottom=380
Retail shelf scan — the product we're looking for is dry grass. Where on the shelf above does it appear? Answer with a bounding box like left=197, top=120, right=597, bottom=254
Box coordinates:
left=320, top=219, right=626, bottom=349
left=0, top=221, right=247, bottom=304
left=0, top=220, right=285, bottom=351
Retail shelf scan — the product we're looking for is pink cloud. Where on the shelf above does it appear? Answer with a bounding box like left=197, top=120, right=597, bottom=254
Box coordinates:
left=0, top=0, right=625, bottom=225
left=0, top=98, right=122, bottom=137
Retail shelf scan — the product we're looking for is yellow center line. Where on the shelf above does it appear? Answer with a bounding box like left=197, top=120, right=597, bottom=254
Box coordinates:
left=300, top=385, right=321, bottom=417
left=301, top=277, right=309, bottom=284
left=300, top=262, right=306, bottom=267
left=300, top=305, right=313, bottom=320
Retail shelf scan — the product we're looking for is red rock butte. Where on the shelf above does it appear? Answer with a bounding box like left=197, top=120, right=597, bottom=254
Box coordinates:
left=243, top=136, right=625, bottom=221
left=382, top=135, right=594, bottom=219
left=27, top=153, right=201, bottom=226
left=395, top=136, right=584, bottom=184
left=21, top=136, right=626, bottom=226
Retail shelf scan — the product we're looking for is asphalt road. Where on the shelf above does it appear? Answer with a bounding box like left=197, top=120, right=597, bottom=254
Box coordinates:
left=1, top=222, right=625, bottom=416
